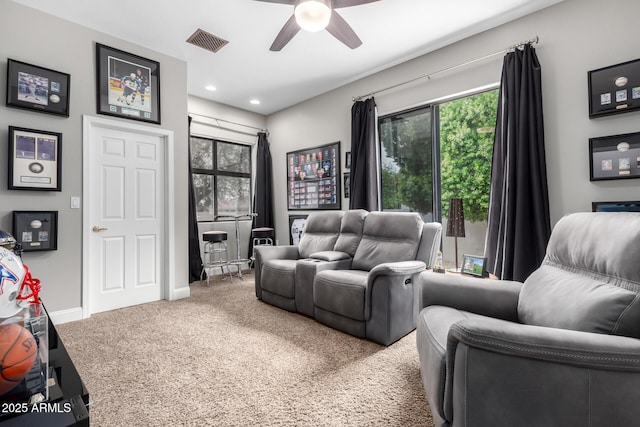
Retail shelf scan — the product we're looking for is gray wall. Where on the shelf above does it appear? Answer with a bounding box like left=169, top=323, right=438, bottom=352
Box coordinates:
left=0, top=2, right=189, bottom=315
left=266, top=0, right=640, bottom=247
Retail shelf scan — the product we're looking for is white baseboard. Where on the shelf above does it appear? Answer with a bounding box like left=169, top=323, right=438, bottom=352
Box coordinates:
left=170, top=286, right=190, bottom=301
left=49, top=307, right=84, bottom=325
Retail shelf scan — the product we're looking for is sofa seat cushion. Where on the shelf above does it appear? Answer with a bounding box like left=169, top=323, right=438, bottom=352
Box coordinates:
left=416, top=305, right=488, bottom=424
left=314, top=270, right=369, bottom=321
left=261, top=259, right=297, bottom=298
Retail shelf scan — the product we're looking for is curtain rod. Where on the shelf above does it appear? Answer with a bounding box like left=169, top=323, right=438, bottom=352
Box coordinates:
left=353, top=36, right=539, bottom=102
left=189, top=112, right=268, bottom=134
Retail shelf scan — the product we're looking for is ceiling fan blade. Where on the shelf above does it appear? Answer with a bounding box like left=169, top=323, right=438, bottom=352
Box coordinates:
left=325, top=10, right=362, bottom=49
left=332, top=0, right=380, bottom=9
left=253, top=0, right=294, bottom=4
left=270, top=14, right=301, bottom=51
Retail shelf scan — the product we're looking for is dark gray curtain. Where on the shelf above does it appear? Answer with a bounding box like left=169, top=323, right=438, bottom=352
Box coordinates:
left=349, top=97, right=380, bottom=211
left=188, top=116, right=205, bottom=282
left=485, top=44, right=551, bottom=282
left=248, top=132, right=274, bottom=258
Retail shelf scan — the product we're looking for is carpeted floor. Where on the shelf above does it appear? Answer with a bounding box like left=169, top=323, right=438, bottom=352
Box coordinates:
left=56, top=272, right=435, bottom=426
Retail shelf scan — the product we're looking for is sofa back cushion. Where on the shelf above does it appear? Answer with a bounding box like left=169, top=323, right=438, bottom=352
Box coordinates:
left=518, top=212, right=640, bottom=338
left=298, top=211, right=344, bottom=258
left=352, top=212, right=424, bottom=271
left=334, top=209, right=368, bottom=257
left=415, top=222, right=443, bottom=268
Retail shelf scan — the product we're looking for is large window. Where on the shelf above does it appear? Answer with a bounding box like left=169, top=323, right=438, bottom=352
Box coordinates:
left=379, top=89, right=498, bottom=267
left=190, top=137, right=251, bottom=221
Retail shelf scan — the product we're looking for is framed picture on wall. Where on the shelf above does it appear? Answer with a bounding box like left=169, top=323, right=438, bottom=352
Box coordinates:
left=96, top=43, right=161, bottom=124
left=343, top=172, right=350, bottom=198
left=589, top=132, right=640, bottom=181
left=345, top=151, right=352, bottom=169
left=289, top=215, right=309, bottom=245
left=13, top=211, right=58, bottom=252
left=592, top=201, right=640, bottom=212
left=588, top=58, right=640, bottom=118
left=8, top=126, right=62, bottom=191
left=286, top=141, right=341, bottom=210
left=6, top=59, right=70, bottom=117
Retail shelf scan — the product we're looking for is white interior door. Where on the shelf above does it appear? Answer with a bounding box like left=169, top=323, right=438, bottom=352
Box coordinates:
left=86, top=119, right=165, bottom=314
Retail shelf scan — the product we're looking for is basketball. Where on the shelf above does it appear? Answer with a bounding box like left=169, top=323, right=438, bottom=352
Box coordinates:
left=0, top=323, right=37, bottom=396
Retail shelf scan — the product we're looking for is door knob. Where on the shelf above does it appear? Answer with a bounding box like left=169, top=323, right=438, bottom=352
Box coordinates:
left=92, top=226, right=108, bottom=232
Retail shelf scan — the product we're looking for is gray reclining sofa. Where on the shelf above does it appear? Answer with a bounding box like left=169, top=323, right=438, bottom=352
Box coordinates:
left=416, top=212, right=640, bottom=426
left=255, top=209, right=442, bottom=345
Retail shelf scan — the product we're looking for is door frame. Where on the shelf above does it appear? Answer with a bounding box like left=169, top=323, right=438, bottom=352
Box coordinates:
left=82, top=115, right=176, bottom=319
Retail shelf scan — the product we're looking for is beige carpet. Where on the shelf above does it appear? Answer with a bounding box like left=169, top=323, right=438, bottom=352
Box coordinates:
left=56, top=272, right=435, bottom=426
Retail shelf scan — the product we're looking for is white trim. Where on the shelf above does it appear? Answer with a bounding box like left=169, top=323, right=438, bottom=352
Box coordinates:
left=49, top=307, right=84, bottom=325
left=82, top=115, right=181, bottom=317
left=171, top=286, right=190, bottom=301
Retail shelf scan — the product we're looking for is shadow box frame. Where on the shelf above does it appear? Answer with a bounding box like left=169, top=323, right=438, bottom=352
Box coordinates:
left=13, top=210, right=58, bottom=252
left=588, top=58, right=640, bottom=118
left=589, top=132, right=640, bottom=181
left=286, top=141, right=341, bottom=210
left=6, top=58, right=70, bottom=117
left=8, top=126, right=62, bottom=191
left=592, top=201, right=640, bottom=212
left=96, top=43, right=161, bottom=125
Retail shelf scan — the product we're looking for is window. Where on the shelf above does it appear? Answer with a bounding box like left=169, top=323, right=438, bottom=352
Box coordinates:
left=190, top=137, right=252, bottom=221
left=379, top=89, right=498, bottom=268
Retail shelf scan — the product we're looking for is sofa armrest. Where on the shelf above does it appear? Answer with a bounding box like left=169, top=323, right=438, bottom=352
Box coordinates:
left=254, top=245, right=300, bottom=262
left=442, top=317, right=640, bottom=424
left=418, top=271, right=522, bottom=322
left=449, top=317, right=640, bottom=372
left=369, top=260, right=426, bottom=280
left=309, top=251, right=351, bottom=262
left=254, top=245, right=300, bottom=299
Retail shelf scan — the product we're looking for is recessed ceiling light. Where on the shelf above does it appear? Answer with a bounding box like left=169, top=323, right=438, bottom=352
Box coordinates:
left=250, top=99, right=260, bottom=105
left=205, top=85, right=216, bottom=91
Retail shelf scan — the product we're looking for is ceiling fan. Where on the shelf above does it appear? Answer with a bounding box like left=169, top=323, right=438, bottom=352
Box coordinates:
left=254, top=0, right=381, bottom=51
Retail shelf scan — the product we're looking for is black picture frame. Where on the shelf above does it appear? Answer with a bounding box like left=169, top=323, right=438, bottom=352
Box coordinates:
left=13, top=211, right=58, bottom=252
left=8, top=126, right=62, bottom=191
left=461, top=254, right=488, bottom=278
left=588, top=58, right=640, bottom=118
left=343, top=172, right=350, bottom=198
left=592, top=201, right=640, bottom=212
left=6, top=59, right=70, bottom=117
left=345, top=151, right=352, bottom=169
left=96, top=43, right=161, bottom=124
left=289, top=215, right=309, bottom=245
left=589, top=132, right=640, bottom=181
left=287, top=141, right=341, bottom=210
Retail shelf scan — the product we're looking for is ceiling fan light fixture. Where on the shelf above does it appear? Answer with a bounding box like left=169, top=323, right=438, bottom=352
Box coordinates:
left=295, top=0, right=332, bottom=32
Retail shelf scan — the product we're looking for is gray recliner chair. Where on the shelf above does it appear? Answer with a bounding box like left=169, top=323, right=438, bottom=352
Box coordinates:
left=255, top=210, right=367, bottom=315
left=314, top=211, right=442, bottom=345
left=416, top=212, right=640, bottom=426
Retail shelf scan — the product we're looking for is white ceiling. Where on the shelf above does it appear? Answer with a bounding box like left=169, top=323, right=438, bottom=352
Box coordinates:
left=14, top=0, right=562, bottom=115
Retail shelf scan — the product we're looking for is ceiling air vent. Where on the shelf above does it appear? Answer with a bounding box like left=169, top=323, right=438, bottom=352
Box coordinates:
left=186, top=28, right=229, bottom=53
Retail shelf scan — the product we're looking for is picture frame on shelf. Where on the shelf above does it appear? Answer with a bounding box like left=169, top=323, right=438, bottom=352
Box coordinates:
left=96, top=43, right=161, bottom=124
left=286, top=141, right=341, bottom=210
left=589, top=132, right=640, bottom=181
left=592, top=201, right=640, bottom=212
left=461, top=254, right=488, bottom=278
left=588, top=58, right=640, bottom=118
left=6, top=59, right=70, bottom=117
left=8, top=126, right=62, bottom=191
left=289, top=215, right=309, bottom=245
left=13, top=211, right=58, bottom=252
